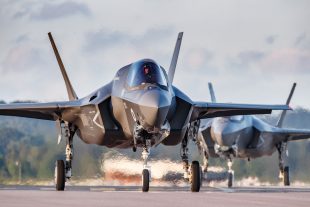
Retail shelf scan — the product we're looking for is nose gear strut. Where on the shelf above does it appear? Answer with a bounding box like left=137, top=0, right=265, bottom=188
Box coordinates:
left=141, top=139, right=151, bottom=192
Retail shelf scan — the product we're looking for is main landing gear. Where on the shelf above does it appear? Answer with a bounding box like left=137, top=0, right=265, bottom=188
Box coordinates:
left=55, top=160, right=65, bottom=191
left=54, top=122, right=75, bottom=191
left=181, top=125, right=202, bottom=192
left=190, top=161, right=201, bottom=192
left=277, top=142, right=290, bottom=186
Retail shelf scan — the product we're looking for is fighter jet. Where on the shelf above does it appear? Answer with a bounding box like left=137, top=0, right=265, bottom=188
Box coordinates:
left=0, top=32, right=290, bottom=192
left=198, top=82, right=310, bottom=187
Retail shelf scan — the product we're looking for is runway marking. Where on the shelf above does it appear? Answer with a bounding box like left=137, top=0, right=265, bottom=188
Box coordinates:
left=104, top=191, right=142, bottom=193
left=215, top=187, right=236, bottom=193
left=90, top=187, right=117, bottom=191
left=40, top=187, right=54, bottom=191
left=2, top=185, right=310, bottom=194
left=0, top=187, right=16, bottom=190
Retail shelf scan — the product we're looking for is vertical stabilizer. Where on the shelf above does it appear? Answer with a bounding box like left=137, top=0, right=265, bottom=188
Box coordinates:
left=208, top=82, right=217, bottom=103
left=48, top=32, right=78, bottom=101
left=276, top=83, right=296, bottom=127
left=168, top=32, right=183, bottom=84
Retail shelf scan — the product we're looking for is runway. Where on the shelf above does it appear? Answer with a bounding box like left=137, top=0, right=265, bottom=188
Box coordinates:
left=1, top=185, right=310, bottom=207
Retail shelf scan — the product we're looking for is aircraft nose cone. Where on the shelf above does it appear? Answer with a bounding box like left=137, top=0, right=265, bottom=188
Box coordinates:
left=211, top=117, right=253, bottom=149
left=140, top=88, right=171, bottom=108
left=211, top=118, right=234, bottom=146
left=139, top=89, right=171, bottom=129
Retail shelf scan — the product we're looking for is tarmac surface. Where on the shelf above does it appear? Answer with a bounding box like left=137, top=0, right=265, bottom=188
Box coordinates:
left=1, top=185, right=310, bottom=207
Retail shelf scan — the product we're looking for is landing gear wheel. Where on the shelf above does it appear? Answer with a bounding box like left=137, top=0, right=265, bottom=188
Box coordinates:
left=228, top=172, right=233, bottom=188
left=55, top=160, right=65, bottom=191
left=284, top=166, right=290, bottom=186
left=142, top=169, right=150, bottom=192
left=200, top=167, right=203, bottom=187
left=191, top=161, right=201, bottom=192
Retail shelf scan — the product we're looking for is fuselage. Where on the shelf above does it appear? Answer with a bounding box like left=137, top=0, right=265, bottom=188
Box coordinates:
left=111, top=59, right=175, bottom=146
left=201, top=115, right=279, bottom=158
left=75, top=59, right=192, bottom=148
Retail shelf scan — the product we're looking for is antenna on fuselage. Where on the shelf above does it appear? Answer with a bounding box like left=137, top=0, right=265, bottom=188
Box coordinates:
left=48, top=32, right=78, bottom=101
left=208, top=82, right=217, bottom=103
left=168, top=32, right=183, bottom=84
left=276, top=83, right=296, bottom=128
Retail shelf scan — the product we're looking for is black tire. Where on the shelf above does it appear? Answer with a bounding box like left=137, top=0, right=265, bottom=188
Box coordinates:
left=142, top=169, right=150, bottom=192
left=200, top=168, right=203, bottom=187
left=191, top=161, right=201, bottom=192
left=284, top=166, right=290, bottom=186
left=228, top=172, right=233, bottom=188
left=55, top=160, right=65, bottom=191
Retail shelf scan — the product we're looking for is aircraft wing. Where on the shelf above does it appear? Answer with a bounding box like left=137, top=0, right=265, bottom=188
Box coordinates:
left=191, top=102, right=290, bottom=120
left=269, top=128, right=310, bottom=143
left=0, top=101, right=80, bottom=121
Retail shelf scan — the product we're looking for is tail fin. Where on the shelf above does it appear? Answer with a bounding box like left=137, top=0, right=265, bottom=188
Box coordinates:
left=208, top=82, right=217, bottom=103
left=276, top=83, right=296, bottom=127
left=168, top=32, right=183, bottom=84
left=48, top=32, right=78, bottom=101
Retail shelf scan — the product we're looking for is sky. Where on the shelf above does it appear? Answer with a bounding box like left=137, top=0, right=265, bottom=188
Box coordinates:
left=1, top=0, right=310, bottom=109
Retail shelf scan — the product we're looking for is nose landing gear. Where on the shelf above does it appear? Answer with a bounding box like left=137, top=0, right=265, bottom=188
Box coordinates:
left=141, top=140, right=151, bottom=192
left=142, top=168, right=150, bottom=192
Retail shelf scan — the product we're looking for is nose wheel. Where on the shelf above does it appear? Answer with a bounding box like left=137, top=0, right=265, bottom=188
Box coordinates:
left=228, top=172, right=233, bottom=188
left=141, top=141, right=151, bottom=192
left=142, top=169, right=150, bottom=192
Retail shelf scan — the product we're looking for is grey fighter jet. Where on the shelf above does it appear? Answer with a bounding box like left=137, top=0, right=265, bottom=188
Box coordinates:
left=198, top=83, right=310, bottom=187
left=0, top=32, right=290, bottom=192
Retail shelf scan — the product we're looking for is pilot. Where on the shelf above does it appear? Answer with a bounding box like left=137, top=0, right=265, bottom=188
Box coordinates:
left=143, top=64, right=154, bottom=83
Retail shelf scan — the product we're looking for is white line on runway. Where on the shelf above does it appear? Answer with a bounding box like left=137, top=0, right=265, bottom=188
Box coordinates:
left=0, top=187, right=16, bottom=190
left=40, top=187, right=55, bottom=191
left=215, top=187, right=235, bottom=193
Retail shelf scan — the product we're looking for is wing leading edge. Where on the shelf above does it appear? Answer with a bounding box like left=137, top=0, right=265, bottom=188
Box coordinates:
left=261, top=128, right=310, bottom=143
left=191, top=102, right=291, bottom=120
left=0, top=101, right=81, bottom=120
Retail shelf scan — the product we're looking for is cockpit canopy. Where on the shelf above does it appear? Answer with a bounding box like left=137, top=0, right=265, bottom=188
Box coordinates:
left=127, top=60, right=168, bottom=88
